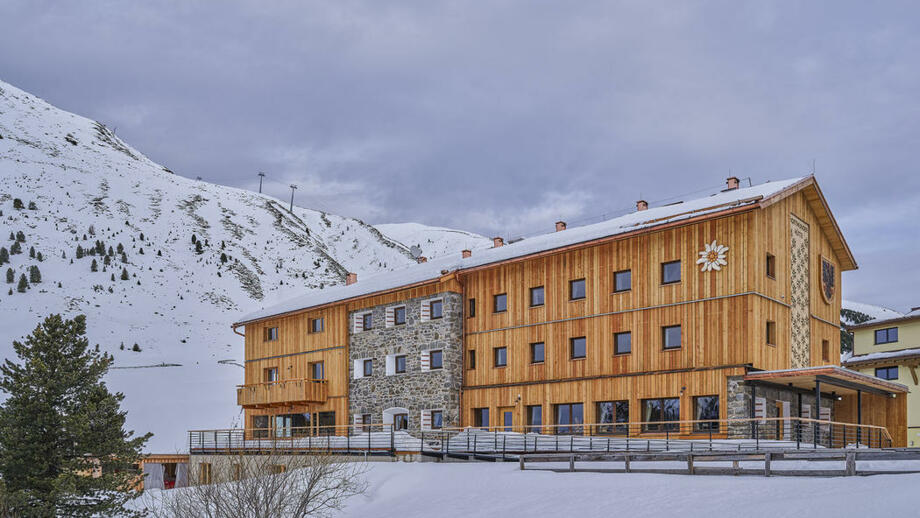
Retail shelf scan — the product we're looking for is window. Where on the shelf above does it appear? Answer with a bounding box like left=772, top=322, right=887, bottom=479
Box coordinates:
left=876, top=366, right=898, bottom=380
left=570, top=337, right=586, bottom=359
left=614, top=332, right=631, bottom=355
left=766, top=321, right=776, bottom=346
left=570, top=278, right=586, bottom=300
left=395, top=355, right=407, bottom=374
left=766, top=253, right=776, bottom=278
left=361, top=413, right=372, bottom=432
left=468, top=298, right=476, bottom=318
left=822, top=340, right=830, bottom=362
left=614, top=270, right=631, bottom=292
left=642, top=398, right=680, bottom=432
left=662, top=325, right=681, bottom=350
left=494, top=347, right=507, bottom=367
left=431, top=410, right=443, bottom=430
left=393, top=306, right=407, bottom=325
left=501, top=408, right=513, bottom=432
left=474, top=408, right=489, bottom=429
left=661, top=260, right=681, bottom=285
left=198, top=463, right=212, bottom=485
left=311, top=362, right=324, bottom=380
left=362, top=313, right=373, bottom=331
left=253, top=415, right=270, bottom=438
left=270, top=464, right=286, bottom=475
left=530, top=342, right=545, bottom=364
left=264, top=327, right=278, bottom=341
left=393, top=413, right=409, bottom=431
left=527, top=405, right=543, bottom=432
left=596, top=401, right=629, bottom=434
left=363, top=359, right=373, bottom=377
left=429, top=350, right=443, bottom=370
left=875, top=327, right=899, bottom=345
left=494, top=293, right=507, bottom=313
left=468, top=350, right=476, bottom=369
left=530, top=286, right=545, bottom=307
left=429, top=299, right=443, bottom=319
left=264, top=367, right=279, bottom=382
left=310, top=318, right=324, bottom=333
left=694, top=396, right=720, bottom=432
left=554, top=403, right=584, bottom=435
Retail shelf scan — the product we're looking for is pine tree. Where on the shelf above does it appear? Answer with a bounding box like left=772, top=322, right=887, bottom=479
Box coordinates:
left=36, top=251, right=43, bottom=262
left=138, top=248, right=144, bottom=255
left=7, top=232, right=13, bottom=241
left=91, top=259, right=98, bottom=272
left=12, top=199, right=22, bottom=210
left=191, top=234, right=197, bottom=244
left=76, top=245, right=84, bottom=259
left=28, top=265, right=41, bottom=283
left=220, top=252, right=228, bottom=263
left=121, top=252, right=127, bottom=263
left=29, top=246, right=35, bottom=259
left=107, top=246, right=114, bottom=256
left=61, top=250, right=66, bottom=259
left=10, top=241, right=21, bottom=255
left=0, top=247, right=8, bottom=265
left=0, top=314, right=150, bottom=516
left=5, top=268, right=13, bottom=283
left=120, top=268, right=128, bottom=281
left=157, top=250, right=162, bottom=256
left=15, top=231, right=25, bottom=242
left=27, top=201, right=36, bottom=210
left=195, top=241, right=203, bottom=254
left=131, top=344, right=141, bottom=352
left=104, top=255, right=111, bottom=266
left=110, top=273, right=115, bottom=282
left=16, top=274, right=27, bottom=293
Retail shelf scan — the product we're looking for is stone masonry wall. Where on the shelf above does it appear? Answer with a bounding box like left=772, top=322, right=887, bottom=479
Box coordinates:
left=348, top=291, right=463, bottom=430
left=726, top=375, right=835, bottom=440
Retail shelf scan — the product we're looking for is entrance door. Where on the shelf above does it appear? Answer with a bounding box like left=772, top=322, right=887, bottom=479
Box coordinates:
left=317, top=411, right=336, bottom=435
left=498, top=407, right=514, bottom=432
left=776, top=401, right=791, bottom=440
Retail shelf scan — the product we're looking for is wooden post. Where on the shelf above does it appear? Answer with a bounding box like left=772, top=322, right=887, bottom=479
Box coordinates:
left=845, top=451, right=856, bottom=476
left=764, top=452, right=772, bottom=477
left=569, top=454, right=575, bottom=472
left=687, top=454, right=695, bottom=475
left=856, top=390, right=862, bottom=447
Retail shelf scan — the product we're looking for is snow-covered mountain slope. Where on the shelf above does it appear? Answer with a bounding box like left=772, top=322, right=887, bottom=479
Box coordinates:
left=374, top=222, right=491, bottom=260
left=841, top=300, right=904, bottom=326
left=0, top=79, right=478, bottom=452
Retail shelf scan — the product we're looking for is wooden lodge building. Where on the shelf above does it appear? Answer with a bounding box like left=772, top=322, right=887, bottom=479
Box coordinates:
left=228, top=176, right=907, bottom=447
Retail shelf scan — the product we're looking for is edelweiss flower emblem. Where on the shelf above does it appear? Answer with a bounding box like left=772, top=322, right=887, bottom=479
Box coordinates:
left=697, top=240, right=728, bottom=272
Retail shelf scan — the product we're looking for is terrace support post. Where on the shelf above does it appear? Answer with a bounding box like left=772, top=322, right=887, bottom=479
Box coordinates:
left=797, top=392, right=803, bottom=447
left=814, top=380, right=821, bottom=450
left=764, top=452, right=772, bottom=477
left=687, top=454, right=695, bottom=475
left=856, top=390, right=863, bottom=447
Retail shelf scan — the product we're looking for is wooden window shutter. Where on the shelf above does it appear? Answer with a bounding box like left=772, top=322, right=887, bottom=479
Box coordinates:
left=353, top=414, right=363, bottom=434
left=802, top=403, right=811, bottom=419
left=420, top=299, right=431, bottom=322
left=754, top=397, right=767, bottom=424
left=352, top=359, right=363, bottom=379
left=819, top=406, right=831, bottom=433
left=352, top=314, right=362, bottom=334
left=420, top=410, right=432, bottom=431
left=420, top=351, right=430, bottom=372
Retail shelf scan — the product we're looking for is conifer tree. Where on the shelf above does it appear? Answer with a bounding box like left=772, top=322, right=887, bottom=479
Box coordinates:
left=91, top=259, right=98, bottom=272
left=195, top=241, right=203, bottom=254
left=27, top=201, right=36, bottom=210
left=62, top=250, right=66, bottom=259
left=120, top=268, right=129, bottom=281
left=110, top=273, right=115, bottom=282
left=8, top=232, right=13, bottom=240
left=108, top=246, right=114, bottom=256
left=121, top=252, right=128, bottom=263
left=29, top=246, right=35, bottom=259
left=76, top=245, right=84, bottom=259
left=15, top=231, right=25, bottom=242
left=117, top=243, right=124, bottom=255
left=138, top=248, right=144, bottom=255
left=104, top=255, right=111, bottom=266
left=16, top=274, right=27, bottom=293
left=36, top=251, right=43, bottom=262
left=0, top=247, right=8, bottom=265
left=5, top=268, right=13, bottom=284
left=0, top=314, right=150, bottom=516
left=10, top=241, right=21, bottom=255
left=29, top=265, right=40, bottom=284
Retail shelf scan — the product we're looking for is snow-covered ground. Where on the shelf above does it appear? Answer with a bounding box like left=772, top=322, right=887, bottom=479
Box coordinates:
left=841, top=299, right=903, bottom=325
left=374, top=222, right=491, bottom=260
left=0, top=78, right=484, bottom=453
left=337, top=462, right=918, bottom=518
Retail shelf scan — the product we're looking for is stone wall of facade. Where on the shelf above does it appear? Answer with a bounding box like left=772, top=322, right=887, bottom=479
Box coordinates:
left=726, top=375, right=835, bottom=439
left=348, top=291, right=463, bottom=430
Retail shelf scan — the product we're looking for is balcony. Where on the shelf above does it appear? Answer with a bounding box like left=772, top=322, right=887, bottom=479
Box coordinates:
left=236, top=378, right=327, bottom=408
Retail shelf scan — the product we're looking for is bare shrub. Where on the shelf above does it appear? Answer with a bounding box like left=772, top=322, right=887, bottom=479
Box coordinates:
left=142, top=452, right=367, bottom=518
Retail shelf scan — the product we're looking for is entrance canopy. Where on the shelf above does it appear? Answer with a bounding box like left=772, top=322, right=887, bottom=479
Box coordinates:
left=744, top=365, right=908, bottom=397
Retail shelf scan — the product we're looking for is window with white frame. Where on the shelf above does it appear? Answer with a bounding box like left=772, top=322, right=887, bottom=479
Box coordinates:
left=386, top=305, right=407, bottom=327
left=421, top=409, right=444, bottom=431
left=421, top=298, right=444, bottom=322
left=352, top=311, right=373, bottom=333
left=385, top=354, right=409, bottom=376
left=420, top=349, right=443, bottom=371
left=353, top=358, right=374, bottom=379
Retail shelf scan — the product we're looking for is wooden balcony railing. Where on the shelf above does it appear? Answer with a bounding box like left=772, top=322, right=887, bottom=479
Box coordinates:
left=236, top=378, right=327, bottom=408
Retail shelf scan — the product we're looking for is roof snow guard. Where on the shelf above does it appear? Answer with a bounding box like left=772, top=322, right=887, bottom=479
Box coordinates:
left=745, top=366, right=908, bottom=397
left=234, top=176, right=855, bottom=327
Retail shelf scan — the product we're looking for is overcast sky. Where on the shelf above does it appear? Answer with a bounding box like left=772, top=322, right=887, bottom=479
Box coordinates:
left=1, top=1, right=917, bottom=310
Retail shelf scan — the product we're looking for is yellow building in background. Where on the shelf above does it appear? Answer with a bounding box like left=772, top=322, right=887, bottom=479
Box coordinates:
left=845, top=307, right=920, bottom=446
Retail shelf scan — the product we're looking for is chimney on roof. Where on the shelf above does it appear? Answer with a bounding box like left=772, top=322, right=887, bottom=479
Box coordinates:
left=462, top=249, right=472, bottom=258
left=555, top=221, right=567, bottom=232
left=345, top=272, right=357, bottom=285
left=636, top=200, right=648, bottom=211
left=726, top=176, right=740, bottom=190
left=492, top=237, right=504, bottom=248
left=416, top=256, right=427, bottom=264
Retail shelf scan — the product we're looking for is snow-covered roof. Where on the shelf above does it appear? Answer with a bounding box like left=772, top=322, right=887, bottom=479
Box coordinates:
left=841, top=300, right=905, bottom=326
left=236, top=176, right=809, bottom=325
left=844, top=347, right=920, bottom=366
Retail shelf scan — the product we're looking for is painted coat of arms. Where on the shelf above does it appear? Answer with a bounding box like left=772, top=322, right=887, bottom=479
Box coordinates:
left=820, top=256, right=836, bottom=303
